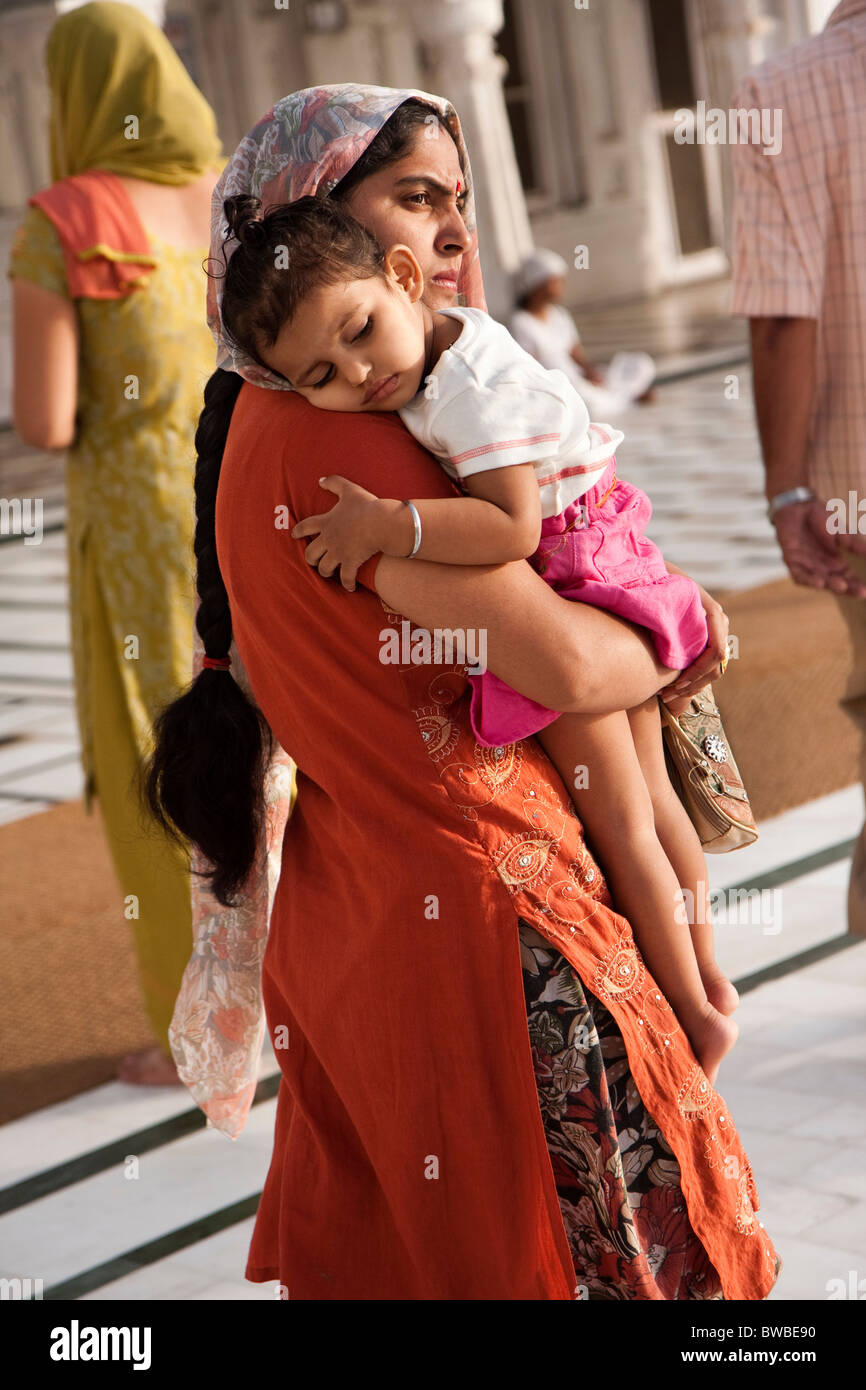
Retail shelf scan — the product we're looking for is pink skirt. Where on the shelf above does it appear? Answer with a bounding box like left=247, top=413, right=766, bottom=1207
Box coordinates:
left=468, top=458, right=709, bottom=748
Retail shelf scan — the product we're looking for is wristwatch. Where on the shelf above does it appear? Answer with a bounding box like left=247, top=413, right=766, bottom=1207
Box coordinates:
left=767, top=486, right=815, bottom=522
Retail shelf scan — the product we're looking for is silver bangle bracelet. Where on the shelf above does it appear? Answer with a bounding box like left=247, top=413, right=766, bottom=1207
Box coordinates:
left=767, top=486, right=815, bottom=521
left=402, top=499, right=422, bottom=557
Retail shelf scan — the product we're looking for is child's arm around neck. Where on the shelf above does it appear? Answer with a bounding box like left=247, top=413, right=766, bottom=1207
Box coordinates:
left=374, top=310, right=545, bottom=565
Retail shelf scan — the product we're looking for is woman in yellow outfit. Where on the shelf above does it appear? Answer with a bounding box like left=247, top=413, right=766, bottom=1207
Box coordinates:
left=8, top=2, right=225, bottom=1083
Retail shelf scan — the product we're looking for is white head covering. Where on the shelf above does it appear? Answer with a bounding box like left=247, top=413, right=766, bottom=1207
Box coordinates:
left=513, top=248, right=569, bottom=302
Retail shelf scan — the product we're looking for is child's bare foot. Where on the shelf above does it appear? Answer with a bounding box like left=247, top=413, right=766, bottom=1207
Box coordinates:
left=687, top=1003, right=738, bottom=1087
left=117, top=1046, right=182, bottom=1086
left=700, top=966, right=740, bottom=1016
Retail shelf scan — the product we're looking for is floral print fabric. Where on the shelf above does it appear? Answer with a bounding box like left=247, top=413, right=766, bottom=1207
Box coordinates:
left=520, top=920, right=725, bottom=1299
left=175, top=632, right=294, bottom=1139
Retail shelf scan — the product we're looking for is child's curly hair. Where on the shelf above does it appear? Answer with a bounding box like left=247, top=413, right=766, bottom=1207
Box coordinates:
left=217, top=194, right=386, bottom=377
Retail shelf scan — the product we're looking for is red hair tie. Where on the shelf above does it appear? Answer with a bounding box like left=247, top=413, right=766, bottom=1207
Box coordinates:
left=202, top=655, right=232, bottom=670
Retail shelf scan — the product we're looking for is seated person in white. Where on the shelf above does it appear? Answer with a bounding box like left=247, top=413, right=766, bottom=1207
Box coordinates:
left=509, top=248, right=657, bottom=416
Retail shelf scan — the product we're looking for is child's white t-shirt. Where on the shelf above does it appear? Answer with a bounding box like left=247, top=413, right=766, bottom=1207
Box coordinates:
left=398, top=306, right=623, bottom=520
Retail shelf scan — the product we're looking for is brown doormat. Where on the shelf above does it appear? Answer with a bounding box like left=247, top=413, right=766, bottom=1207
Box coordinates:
left=0, top=573, right=860, bottom=1127
left=713, top=575, right=861, bottom=822
left=0, top=798, right=154, bottom=1126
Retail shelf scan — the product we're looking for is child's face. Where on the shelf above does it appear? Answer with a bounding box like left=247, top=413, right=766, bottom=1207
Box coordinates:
left=260, top=246, right=428, bottom=412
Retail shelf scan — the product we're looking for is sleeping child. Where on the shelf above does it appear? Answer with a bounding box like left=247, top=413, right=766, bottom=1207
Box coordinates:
left=217, top=192, right=740, bottom=1083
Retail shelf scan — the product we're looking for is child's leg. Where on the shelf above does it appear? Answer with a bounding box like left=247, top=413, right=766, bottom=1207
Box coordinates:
left=626, top=695, right=739, bottom=1016
left=537, top=710, right=737, bottom=1084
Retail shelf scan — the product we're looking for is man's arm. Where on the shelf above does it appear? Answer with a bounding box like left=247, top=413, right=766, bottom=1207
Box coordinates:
left=749, top=315, right=815, bottom=499
left=729, top=68, right=866, bottom=596
left=749, top=316, right=866, bottom=594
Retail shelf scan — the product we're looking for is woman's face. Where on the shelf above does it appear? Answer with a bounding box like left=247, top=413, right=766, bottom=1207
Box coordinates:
left=340, top=126, right=472, bottom=310
left=545, top=275, right=566, bottom=302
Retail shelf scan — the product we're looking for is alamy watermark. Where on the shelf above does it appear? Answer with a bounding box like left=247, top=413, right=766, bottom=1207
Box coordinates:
left=827, top=492, right=866, bottom=534
left=674, top=101, right=782, bottom=157
left=0, top=1276, right=43, bottom=1299
left=379, top=619, right=487, bottom=675
left=0, top=496, right=43, bottom=545
left=675, top=883, right=782, bottom=935
left=49, top=1320, right=151, bottom=1369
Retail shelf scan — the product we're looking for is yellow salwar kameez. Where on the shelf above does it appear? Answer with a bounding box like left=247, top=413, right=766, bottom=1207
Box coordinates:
left=6, top=0, right=225, bottom=1055
left=8, top=202, right=215, bottom=1047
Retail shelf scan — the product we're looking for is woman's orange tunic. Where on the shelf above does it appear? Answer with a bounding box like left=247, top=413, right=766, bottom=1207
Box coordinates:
left=215, top=381, right=780, bottom=1300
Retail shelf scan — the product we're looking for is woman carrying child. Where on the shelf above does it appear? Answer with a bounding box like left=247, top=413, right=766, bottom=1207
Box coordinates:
left=147, top=84, right=780, bottom=1301
left=218, top=193, right=739, bottom=1084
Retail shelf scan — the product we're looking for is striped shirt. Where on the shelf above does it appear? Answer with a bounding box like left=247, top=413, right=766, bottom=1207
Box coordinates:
left=729, top=0, right=866, bottom=501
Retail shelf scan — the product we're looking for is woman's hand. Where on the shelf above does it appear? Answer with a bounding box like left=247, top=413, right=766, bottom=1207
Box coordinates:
left=291, top=475, right=398, bottom=592
left=658, top=562, right=730, bottom=705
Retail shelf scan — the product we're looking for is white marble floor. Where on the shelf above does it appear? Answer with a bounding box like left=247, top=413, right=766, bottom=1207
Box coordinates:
left=0, top=785, right=862, bottom=1301
left=0, top=526, right=82, bottom=823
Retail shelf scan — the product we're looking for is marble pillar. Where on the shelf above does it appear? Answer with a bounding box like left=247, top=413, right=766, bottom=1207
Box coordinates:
left=407, top=0, right=533, bottom=320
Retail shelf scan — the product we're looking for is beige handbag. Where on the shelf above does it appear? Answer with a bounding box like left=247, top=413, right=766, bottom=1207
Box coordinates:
left=658, top=684, right=758, bottom=853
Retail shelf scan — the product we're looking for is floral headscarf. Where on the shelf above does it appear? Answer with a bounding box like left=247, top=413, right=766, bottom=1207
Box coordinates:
left=178, top=85, right=487, bottom=1139
left=206, top=83, right=487, bottom=388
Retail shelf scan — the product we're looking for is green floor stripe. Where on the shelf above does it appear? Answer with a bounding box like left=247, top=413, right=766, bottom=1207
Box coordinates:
left=42, top=1194, right=262, bottom=1300
left=654, top=350, right=749, bottom=385
left=0, top=1072, right=280, bottom=1216
left=720, top=838, right=856, bottom=895
left=734, top=931, right=861, bottom=995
